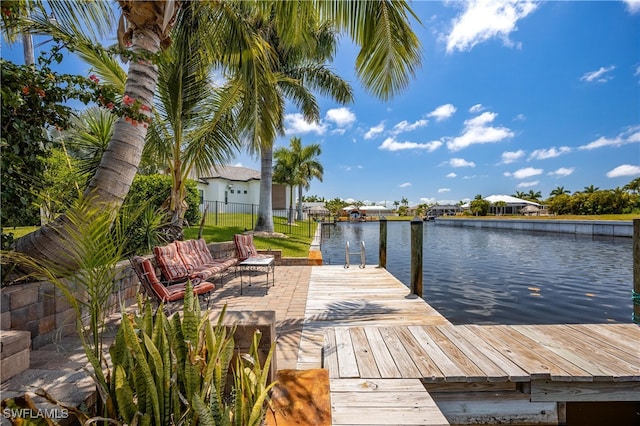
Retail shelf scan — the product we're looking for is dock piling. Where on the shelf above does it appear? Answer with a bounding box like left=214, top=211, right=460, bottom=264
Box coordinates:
left=410, top=216, right=423, bottom=297
left=633, top=219, right=639, bottom=324
left=379, top=216, right=387, bottom=269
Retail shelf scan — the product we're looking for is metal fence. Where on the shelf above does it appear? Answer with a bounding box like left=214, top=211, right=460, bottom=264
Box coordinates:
left=199, top=200, right=323, bottom=238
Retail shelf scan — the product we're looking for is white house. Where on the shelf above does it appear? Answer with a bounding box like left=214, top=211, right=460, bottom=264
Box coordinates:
left=194, top=165, right=291, bottom=213
left=461, top=194, right=541, bottom=215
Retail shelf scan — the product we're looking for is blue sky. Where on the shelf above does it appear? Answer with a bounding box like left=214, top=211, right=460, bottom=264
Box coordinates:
left=3, top=1, right=639, bottom=207
left=264, top=0, right=640, bottom=206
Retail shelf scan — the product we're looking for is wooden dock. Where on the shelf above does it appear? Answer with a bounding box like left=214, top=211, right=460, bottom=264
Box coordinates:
left=296, top=266, right=640, bottom=425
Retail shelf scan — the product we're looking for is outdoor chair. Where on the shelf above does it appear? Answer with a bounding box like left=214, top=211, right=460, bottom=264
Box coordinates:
left=233, top=234, right=274, bottom=262
left=129, top=256, right=215, bottom=314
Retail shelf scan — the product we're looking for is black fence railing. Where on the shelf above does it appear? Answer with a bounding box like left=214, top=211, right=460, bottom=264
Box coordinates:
left=199, top=200, right=323, bottom=238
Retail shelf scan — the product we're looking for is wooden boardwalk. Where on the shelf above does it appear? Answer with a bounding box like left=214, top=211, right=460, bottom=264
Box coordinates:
left=296, top=266, right=640, bottom=425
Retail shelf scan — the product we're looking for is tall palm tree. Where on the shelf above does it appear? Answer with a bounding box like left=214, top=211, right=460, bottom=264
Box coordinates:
left=295, top=140, right=323, bottom=220
left=13, top=0, right=179, bottom=267
left=624, top=177, right=640, bottom=194
left=513, top=191, right=527, bottom=199
left=273, top=137, right=323, bottom=222
left=228, top=5, right=352, bottom=232
left=549, top=186, right=571, bottom=198
left=583, top=184, right=600, bottom=193
left=526, top=189, right=542, bottom=202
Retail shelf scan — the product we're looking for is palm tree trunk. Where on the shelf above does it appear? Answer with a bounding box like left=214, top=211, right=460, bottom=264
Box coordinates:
left=296, top=185, right=303, bottom=221
left=255, top=146, right=274, bottom=232
left=14, top=29, right=161, bottom=268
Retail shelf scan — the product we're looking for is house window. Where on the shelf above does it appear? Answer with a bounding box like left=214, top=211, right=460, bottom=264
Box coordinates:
left=230, top=189, right=235, bottom=194
left=244, top=190, right=247, bottom=194
left=198, top=190, right=203, bottom=204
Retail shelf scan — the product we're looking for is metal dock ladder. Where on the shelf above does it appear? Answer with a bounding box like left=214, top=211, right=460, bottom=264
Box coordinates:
left=345, top=241, right=365, bottom=268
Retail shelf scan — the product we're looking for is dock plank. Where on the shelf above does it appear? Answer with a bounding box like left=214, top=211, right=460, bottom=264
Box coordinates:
left=408, top=326, right=467, bottom=382
left=350, top=327, right=381, bottom=378
left=334, top=327, right=360, bottom=378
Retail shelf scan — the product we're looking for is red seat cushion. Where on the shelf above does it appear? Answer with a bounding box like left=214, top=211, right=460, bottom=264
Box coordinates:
left=234, top=234, right=258, bottom=261
left=154, top=242, right=190, bottom=282
left=193, top=238, right=215, bottom=264
left=141, top=258, right=186, bottom=302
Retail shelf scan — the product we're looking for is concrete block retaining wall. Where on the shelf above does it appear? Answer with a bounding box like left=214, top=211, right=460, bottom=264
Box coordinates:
left=436, top=218, right=633, bottom=237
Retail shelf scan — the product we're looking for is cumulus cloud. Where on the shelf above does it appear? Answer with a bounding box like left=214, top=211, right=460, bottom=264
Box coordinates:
left=517, top=180, right=539, bottom=188
left=447, top=111, right=514, bottom=151
left=438, top=188, right=451, bottom=193
left=624, top=0, right=640, bottom=14
left=580, top=65, right=616, bottom=83
left=325, top=107, right=356, bottom=127
left=446, top=172, right=457, bottom=178
left=513, top=113, right=526, bottom=121
left=378, top=137, right=443, bottom=152
left=399, top=182, right=412, bottom=188
left=391, top=119, right=429, bottom=135
left=579, top=125, right=640, bottom=150
left=501, top=150, right=525, bottom=164
left=528, top=146, right=572, bottom=160
left=505, top=167, right=543, bottom=179
left=469, top=104, right=485, bottom=113
left=448, top=158, right=476, bottom=168
left=427, top=104, right=457, bottom=121
left=606, top=164, right=640, bottom=178
left=284, top=113, right=327, bottom=135
left=445, top=0, right=538, bottom=53
left=548, top=167, right=575, bottom=177
left=364, top=122, right=385, bottom=140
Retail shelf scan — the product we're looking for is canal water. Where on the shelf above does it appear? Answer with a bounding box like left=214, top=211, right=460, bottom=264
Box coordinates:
left=320, top=221, right=634, bottom=325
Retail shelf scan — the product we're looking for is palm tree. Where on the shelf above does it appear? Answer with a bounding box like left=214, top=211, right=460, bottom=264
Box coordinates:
left=513, top=191, right=527, bottom=199
left=13, top=0, right=178, bottom=267
left=624, top=177, right=640, bottom=194
left=549, top=186, right=571, bottom=198
left=526, top=189, right=542, bottom=202
left=295, top=140, right=323, bottom=220
left=274, top=137, right=324, bottom=222
left=229, top=7, right=352, bottom=233
left=583, top=184, right=600, bottom=193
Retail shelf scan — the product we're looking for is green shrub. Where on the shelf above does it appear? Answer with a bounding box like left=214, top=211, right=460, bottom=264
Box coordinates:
left=123, top=174, right=201, bottom=254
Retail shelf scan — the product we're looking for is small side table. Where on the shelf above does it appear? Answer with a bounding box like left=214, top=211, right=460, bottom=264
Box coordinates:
left=239, top=256, right=275, bottom=295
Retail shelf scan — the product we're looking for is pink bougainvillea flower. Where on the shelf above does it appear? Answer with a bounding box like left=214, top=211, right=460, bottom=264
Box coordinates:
left=123, top=95, right=135, bottom=106
left=89, top=74, right=99, bottom=83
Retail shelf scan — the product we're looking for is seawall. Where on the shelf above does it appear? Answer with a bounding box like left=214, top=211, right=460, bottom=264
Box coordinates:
left=436, top=217, right=633, bottom=237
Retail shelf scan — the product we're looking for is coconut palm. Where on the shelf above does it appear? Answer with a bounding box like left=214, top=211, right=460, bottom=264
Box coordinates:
left=549, top=186, right=571, bottom=198
left=583, top=184, right=600, bottom=193
left=526, top=189, right=542, bottom=202
left=273, top=137, right=324, bottom=222
left=13, top=0, right=178, bottom=268
left=624, top=177, right=640, bottom=194
left=229, top=6, right=352, bottom=232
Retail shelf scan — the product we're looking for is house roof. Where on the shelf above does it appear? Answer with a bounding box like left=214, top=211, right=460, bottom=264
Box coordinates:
left=198, top=165, right=260, bottom=182
left=484, top=194, right=541, bottom=206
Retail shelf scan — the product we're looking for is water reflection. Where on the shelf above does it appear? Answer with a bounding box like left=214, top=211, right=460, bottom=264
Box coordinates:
left=320, top=221, right=633, bottom=325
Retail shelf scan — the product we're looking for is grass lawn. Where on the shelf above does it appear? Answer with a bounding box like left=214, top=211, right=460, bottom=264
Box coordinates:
left=184, top=222, right=315, bottom=258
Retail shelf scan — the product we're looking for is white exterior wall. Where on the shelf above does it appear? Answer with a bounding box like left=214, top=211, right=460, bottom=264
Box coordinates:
left=197, top=178, right=291, bottom=211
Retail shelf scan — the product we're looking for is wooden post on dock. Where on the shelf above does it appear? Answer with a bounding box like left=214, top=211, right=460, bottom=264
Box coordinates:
left=633, top=219, right=640, bottom=324
left=379, top=216, right=387, bottom=268
left=410, top=216, right=423, bottom=297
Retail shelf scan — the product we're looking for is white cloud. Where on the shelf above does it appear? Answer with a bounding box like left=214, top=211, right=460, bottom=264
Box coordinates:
left=635, top=65, right=640, bottom=76
left=399, top=182, right=412, bottom=188
left=517, top=180, right=539, bottom=188
left=501, top=150, right=525, bottom=164
left=391, top=119, right=429, bottom=135
left=428, top=104, right=457, bottom=121
left=284, top=113, right=327, bottom=135
left=445, top=0, right=538, bottom=53
left=606, top=164, right=640, bottom=178
left=469, top=104, right=484, bottom=113
left=420, top=197, right=437, bottom=204
left=513, top=113, right=526, bottom=121
left=378, top=137, right=443, bottom=152
left=447, top=111, right=514, bottom=151
left=579, top=125, right=640, bottom=150
left=446, top=172, right=457, bottom=178
left=548, top=167, right=575, bottom=177
left=438, top=188, right=451, bottom=193
left=449, top=158, right=476, bottom=168
left=364, top=122, right=385, bottom=140
left=325, top=107, right=356, bottom=127
left=580, top=65, right=615, bottom=83
left=506, top=167, right=543, bottom=179
left=528, top=146, right=572, bottom=160
left=624, top=0, right=640, bottom=14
